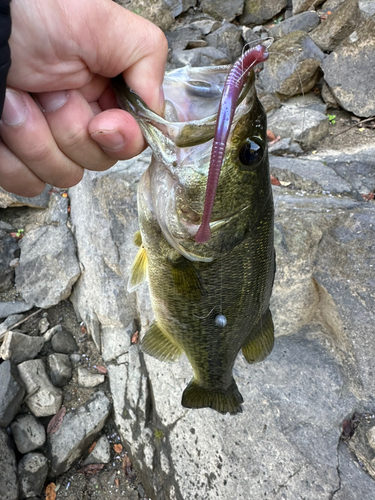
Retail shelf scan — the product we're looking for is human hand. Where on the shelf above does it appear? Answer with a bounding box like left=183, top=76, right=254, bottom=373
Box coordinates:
left=0, top=0, right=168, bottom=196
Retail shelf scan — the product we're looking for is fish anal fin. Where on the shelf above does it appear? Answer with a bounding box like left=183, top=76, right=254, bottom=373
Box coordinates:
left=128, top=246, right=147, bottom=292
left=181, top=379, right=243, bottom=415
left=142, top=322, right=183, bottom=362
left=170, top=257, right=202, bottom=300
left=242, top=308, right=274, bottom=364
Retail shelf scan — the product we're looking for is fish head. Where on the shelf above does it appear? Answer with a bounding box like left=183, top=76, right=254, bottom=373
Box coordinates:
left=113, top=64, right=270, bottom=262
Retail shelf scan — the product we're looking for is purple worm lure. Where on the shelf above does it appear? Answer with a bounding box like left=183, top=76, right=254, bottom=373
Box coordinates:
left=194, top=43, right=270, bottom=244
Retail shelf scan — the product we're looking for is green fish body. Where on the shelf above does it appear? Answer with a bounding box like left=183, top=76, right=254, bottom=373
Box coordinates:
left=113, top=64, right=275, bottom=415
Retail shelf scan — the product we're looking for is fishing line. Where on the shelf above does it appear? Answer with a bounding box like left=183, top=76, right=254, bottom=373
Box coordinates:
left=193, top=305, right=221, bottom=320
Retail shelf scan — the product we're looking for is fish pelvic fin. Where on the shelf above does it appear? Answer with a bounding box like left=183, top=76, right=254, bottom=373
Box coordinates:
left=133, top=230, right=142, bottom=247
left=242, top=308, right=274, bottom=364
left=128, top=245, right=148, bottom=292
left=141, top=321, right=183, bottom=362
left=181, top=379, right=243, bottom=415
left=170, top=257, right=202, bottom=300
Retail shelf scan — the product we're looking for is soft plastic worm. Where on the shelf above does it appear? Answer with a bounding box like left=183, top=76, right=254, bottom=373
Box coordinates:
left=195, top=44, right=269, bottom=244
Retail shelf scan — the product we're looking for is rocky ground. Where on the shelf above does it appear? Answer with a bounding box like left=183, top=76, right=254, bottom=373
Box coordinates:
left=1, top=1, right=375, bottom=499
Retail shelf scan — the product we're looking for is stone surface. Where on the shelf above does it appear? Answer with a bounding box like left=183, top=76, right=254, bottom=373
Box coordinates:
left=259, top=31, right=325, bottom=99
left=44, top=192, right=69, bottom=226
left=201, top=0, right=244, bottom=22
left=0, top=301, right=33, bottom=319
left=189, top=18, right=221, bottom=35
left=82, top=434, right=111, bottom=466
left=164, top=0, right=197, bottom=18
left=267, top=105, right=329, bottom=147
left=70, top=144, right=375, bottom=498
left=240, top=0, right=287, bottom=25
left=0, top=185, right=51, bottom=209
left=50, top=329, right=79, bottom=354
left=310, top=0, right=360, bottom=52
left=359, top=0, right=375, bottom=17
left=11, top=413, right=46, bottom=454
left=77, top=367, right=105, bottom=388
left=48, top=353, right=72, bottom=387
left=165, top=25, right=204, bottom=52
left=0, top=428, right=18, bottom=500
left=46, top=391, right=112, bottom=476
left=0, top=330, right=44, bottom=364
left=0, top=360, right=25, bottom=427
left=115, top=0, right=174, bottom=30
left=268, top=137, right=304, bottom=155
left=17, top=359, right=63, bottom=417
left=15, top=225, right=80, bottom=308
left=18, top=452, right=48, bottom=499
left=43, top=323, right=62, bottom=342
left=38, top=317, right=49, bottom=334
left=170, top=46, right=230, bottom=68
left=321, top=18, right=375, bottom=117
left=205, top=21, right=243, bottom=62
left=293, top=0, right=325, bottom=14
left=0, top=233, right=19, bottom=292
left=348, top=417, right=375, bottom=479
left=269, top=10, right=321, bottom=38
left=0, top=314, right=24, bottom=337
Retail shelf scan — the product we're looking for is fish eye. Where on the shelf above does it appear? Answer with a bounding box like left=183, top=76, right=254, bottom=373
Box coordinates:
left=237, top=139, right=264, bottom=169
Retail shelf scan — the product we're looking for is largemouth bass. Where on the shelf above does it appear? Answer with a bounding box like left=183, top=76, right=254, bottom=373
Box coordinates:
left=113, top=44, right=275, bottom=415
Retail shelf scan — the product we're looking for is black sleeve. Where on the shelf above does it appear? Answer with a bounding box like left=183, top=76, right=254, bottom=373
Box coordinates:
left=0, top=0, right=11, bottom=118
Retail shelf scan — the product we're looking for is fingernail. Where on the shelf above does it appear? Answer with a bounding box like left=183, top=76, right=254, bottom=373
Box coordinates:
left=35, top=90, right=69, bottom=113
left=91, top=130, right=125, bottom=151
left=2, top=89, right=27, bottom=126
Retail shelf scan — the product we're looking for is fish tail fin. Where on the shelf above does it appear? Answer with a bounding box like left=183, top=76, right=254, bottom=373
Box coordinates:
left=141, top=321, right=183, bottom=362
left=181, top=379, right=243, bottom=415
left=242, top=308, right=274, bottom=364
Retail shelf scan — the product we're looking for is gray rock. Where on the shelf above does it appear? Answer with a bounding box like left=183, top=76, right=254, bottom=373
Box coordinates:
left=165, top=25, right=204, bottom=52
left=201, top=0, right=245, bottom=22
left=256, top=82, right=281, bottom=113
left=240, top=0, right=287, bottom=25
left=0, top=301, right=33, bottom=319
left=77, top=367, right=105, bottom=388
left=70, top=149, right=375, bottom=498
left=268, top=137, right=304, bottom=155
left=0, top=221, right=14, bottom=232
left=0, top=360, right=25, bottom=427
left=0, top=233, right=19, bottom=292
left=43, top=323, right=62, bottom=342
left=321, top=0, right=346, bottom=11
left=286, top=92, right=327, bottom=113
left=0, top=428, right=18, bottom=500
left=0, top=185, right=51, bottom=209
left=44, top=192, right=69, bottom=226
left=0, top=313, right=25, bottom=337
left=46, top=391, right=111, bottom=476
left=348, top=417, right=375, bottom=479
left=259, top=31, right=325, bottom=99
left=170, top=46, right=230, bottom=68
left=69, top=353, right=82, bottom=366
left=189, top=18, right=221, bottom=36
left=269, top=10, right=321, bottom=38
left=48, top=353, right=72, bottom=387
left=115, top=0, right=174, bottom=30
left=18, top=452, right=48, bottom=499
left=38, top=317, right=49, bottom=334
left=293, top=0, right=325, bottom=14
left=310, top=0, right=360, bottom=52
left=270, top=155, right=355, bottom=194
left=17, top=359, right=62, bottom=417
left=82, top=434, right=111, bottom=466
left=321, top=79, right=340, bottom=108
left=267, top=105, right=329, bottom=147
left=0, top=331, right=45, bottom=364
left=15, top=225, right=80, bottom=308
left=335, top=441, right=375, bottom=500
left=205, top=21, right=243, bottom=62
left=11, top=413, right=46, bottom=453
left=359, top=0, right=375, bottom=18
left=321, top=18, right=375, bottom=117
left=164, top=0, right=197, bottom=18
left=50, top=329, right=78, bottom=354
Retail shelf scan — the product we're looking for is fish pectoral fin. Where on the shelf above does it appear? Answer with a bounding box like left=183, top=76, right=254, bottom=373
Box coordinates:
left=141, top=322, right=183, bottom=362
left=170, top=257, right=202, bottom=300
left=133, top=230, right=142, bottom=247
left=182, top=379, right=243, bottom=415
left=242, top=308, right=274, bottom=364
left=128, top=246, right=147, bottom=292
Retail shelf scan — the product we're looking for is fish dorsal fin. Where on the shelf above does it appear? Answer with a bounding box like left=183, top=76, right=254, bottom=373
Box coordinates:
left=142, top=321, right=183, bottom=362
left=128, top=246, right=148, bottom=292
left=242, top=308, right=274, bottom=364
